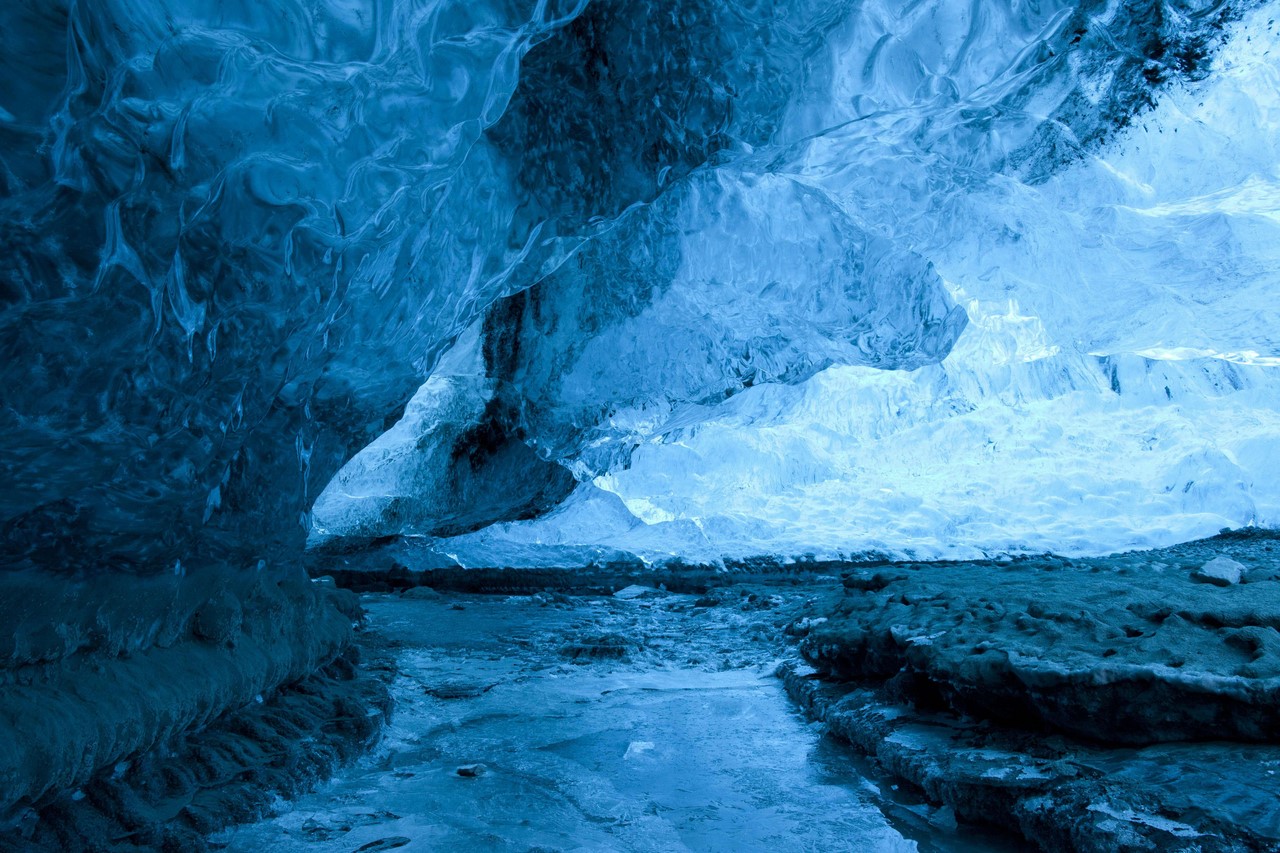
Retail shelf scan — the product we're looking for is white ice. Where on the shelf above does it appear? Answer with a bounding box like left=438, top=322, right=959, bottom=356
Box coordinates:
left=421, top=4, right=1280, bottom=565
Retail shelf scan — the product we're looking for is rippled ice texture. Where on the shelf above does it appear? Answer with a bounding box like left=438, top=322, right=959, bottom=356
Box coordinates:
left=4, top=0, right=1277, bottom=575
left=319, top=0, right=1280, bottom=564
left=2, top=0, right=587, bottom=573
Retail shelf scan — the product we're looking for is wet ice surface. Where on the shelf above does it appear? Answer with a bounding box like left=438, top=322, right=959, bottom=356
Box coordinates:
left=217, top=588, right=1017, bottom=852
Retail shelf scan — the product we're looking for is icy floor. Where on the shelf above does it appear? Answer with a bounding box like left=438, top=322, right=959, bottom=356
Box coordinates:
left=215, top=589, right=1019, bottom=852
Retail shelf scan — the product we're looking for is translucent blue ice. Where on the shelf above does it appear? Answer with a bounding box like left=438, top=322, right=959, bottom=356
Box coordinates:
left=2, top=0, right=1275, bottom=574
left=319, top=0, right=1280, bottom=563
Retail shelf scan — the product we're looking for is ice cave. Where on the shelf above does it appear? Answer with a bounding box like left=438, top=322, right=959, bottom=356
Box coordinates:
left=2, top=0, right=1280, bottom=850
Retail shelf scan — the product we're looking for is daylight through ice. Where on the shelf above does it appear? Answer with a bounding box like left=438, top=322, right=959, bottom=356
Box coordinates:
left=313, top=1, right=1280, bottom=566
left=5, top=0, right=1280, bottom=847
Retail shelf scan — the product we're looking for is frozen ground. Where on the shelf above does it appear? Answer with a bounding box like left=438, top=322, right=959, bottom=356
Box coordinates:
left=802, top=530, right=1280, bottom=744
left=785, top=664, right=1280, bottom=853
left=795, top=530, right=1280, bottom=851
left=215, top=587, right=1018, bottom=853
left=266, top=530, right=1280, bottom=852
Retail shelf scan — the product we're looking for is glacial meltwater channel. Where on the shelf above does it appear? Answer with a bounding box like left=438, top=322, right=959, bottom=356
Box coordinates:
left=215, top=586, right=1023, bottom=852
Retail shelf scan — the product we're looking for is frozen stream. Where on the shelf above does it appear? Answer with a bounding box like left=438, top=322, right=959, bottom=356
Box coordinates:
left=216, top=586, right=1021, bottom=852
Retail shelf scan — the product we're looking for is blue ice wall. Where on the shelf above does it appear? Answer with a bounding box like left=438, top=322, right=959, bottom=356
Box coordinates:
left=314, top=0, right=1280, bottom=563
left=0, top=0, right=589, bottom=574
left=1, top=0, right=1272, bottom=579
left=0, top=0, right=591, bottom=813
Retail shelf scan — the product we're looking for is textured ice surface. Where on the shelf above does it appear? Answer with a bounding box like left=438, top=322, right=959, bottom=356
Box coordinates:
left=3, top=0, right=1278, bottom=571
left=0, top=0, right=591, bottom=574
left=346, top=0, right=1280, bottom=565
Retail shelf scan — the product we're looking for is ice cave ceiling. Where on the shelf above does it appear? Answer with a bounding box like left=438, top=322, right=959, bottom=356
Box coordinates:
left=2, top=0, right=1279, bottom=578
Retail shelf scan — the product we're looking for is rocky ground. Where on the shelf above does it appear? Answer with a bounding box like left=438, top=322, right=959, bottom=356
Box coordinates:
left=11, top=529, right=1279, bottom=851
left=795, top=529, right=1280, bottom=851
left=783, top=664, right=1280, bottom=853
left=802, top=529, right=1280, bottom=744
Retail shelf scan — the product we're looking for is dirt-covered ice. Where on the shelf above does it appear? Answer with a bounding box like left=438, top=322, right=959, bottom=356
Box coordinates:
left=794, top=530, right=1280, bottom=851
left=803, top=530, right=1280, bottom=744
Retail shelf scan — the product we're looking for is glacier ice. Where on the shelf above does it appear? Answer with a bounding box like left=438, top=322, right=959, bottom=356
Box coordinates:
left=3, top=0, right=1280, bottom=839
left=4, top=0, right=1270, bottom=575
left=0, top=0, right=592, bottom=577
left=2, top=0, right=1273, bottom=578
left=319, top=0, right=1280, bottom=564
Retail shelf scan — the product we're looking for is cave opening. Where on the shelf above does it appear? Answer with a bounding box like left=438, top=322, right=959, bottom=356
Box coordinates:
left=2, top=0, right=1279, bottom=850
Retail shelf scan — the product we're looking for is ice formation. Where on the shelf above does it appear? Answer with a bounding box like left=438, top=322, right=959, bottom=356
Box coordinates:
left=0, top=0, right=1272, bottom=572
left=1, top=0, right=1272, bottom=576
left=316, top=0, right=1280, bottom=565
left=4, top=0, right=1280, bottom=842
